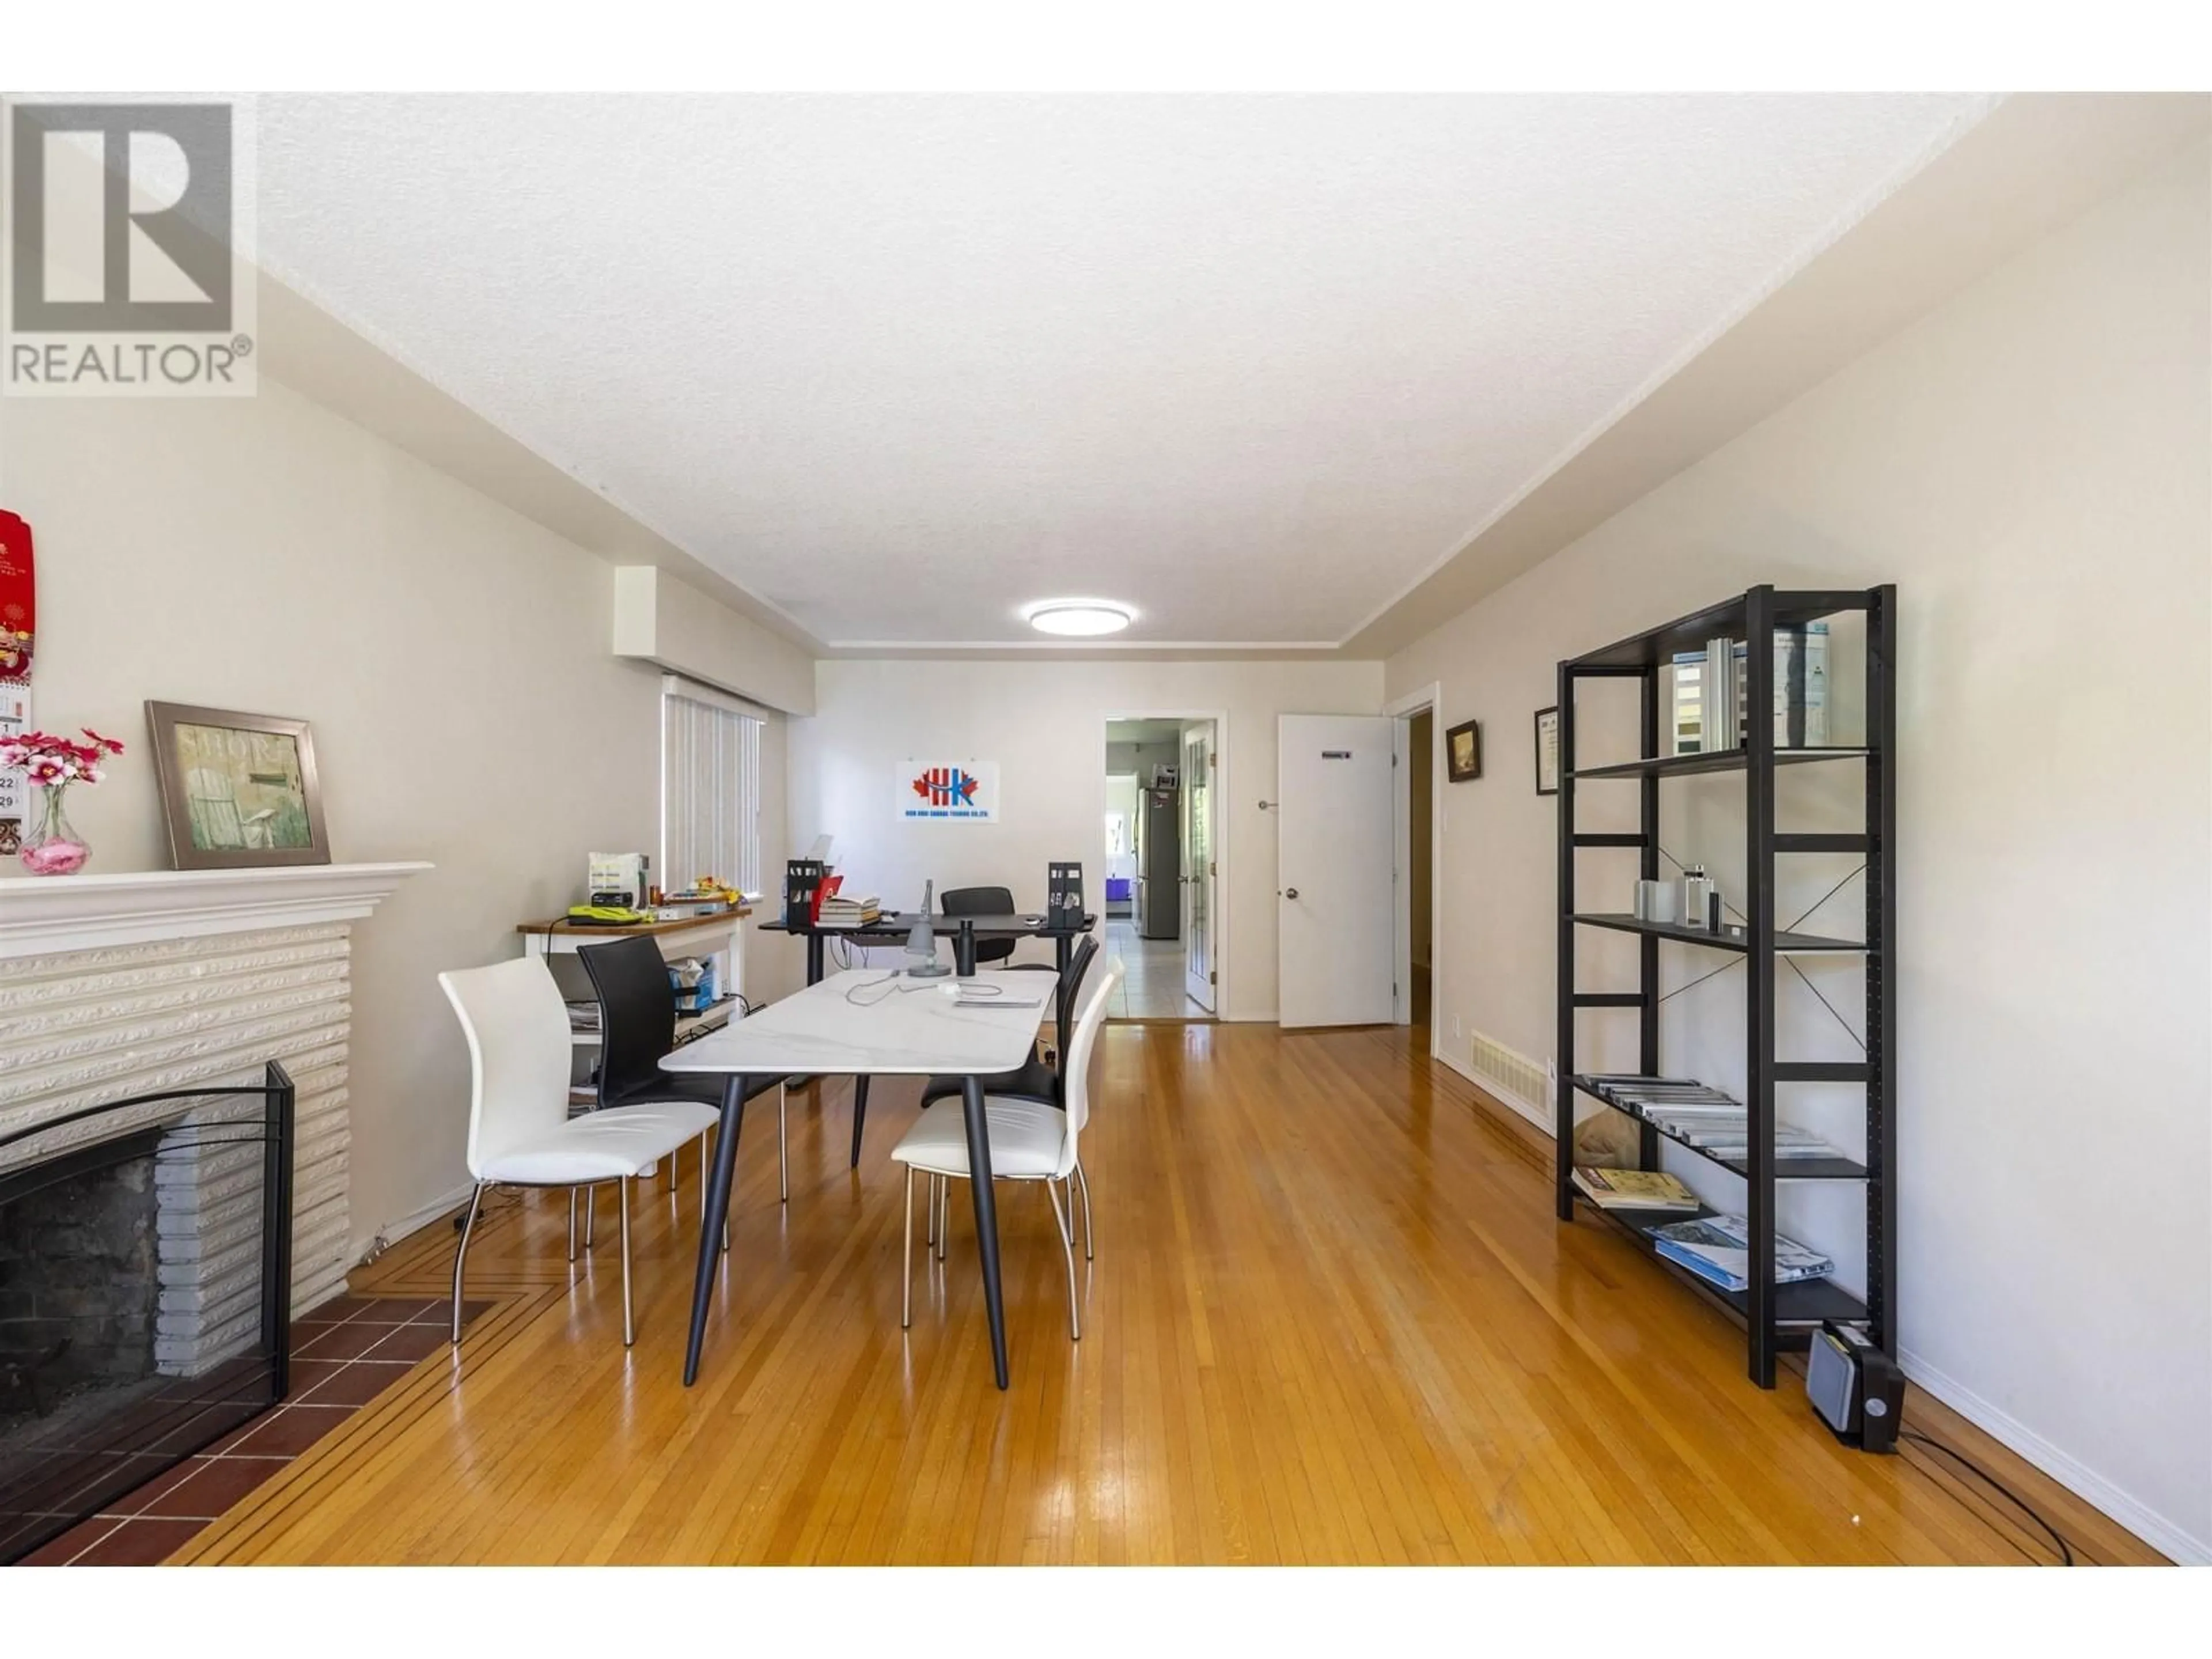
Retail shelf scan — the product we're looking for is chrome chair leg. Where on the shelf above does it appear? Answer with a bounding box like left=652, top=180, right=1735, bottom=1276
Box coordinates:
left=585, top=1185, right=596, bottom=1249
left=935, top=1174, right=949, bottom=1262
left=778, top=1084, right=789, bottom=1205
left=668, top=1150, right=679, bottom=1196
left=450, top=1182, right=486, bottom=1345
left=925, top=1170, right=938, bottom=1248
left=618, top=1176, right=635, bottom=1347
left=1046, top=1178, right=1080, bottom=1342
left=567, top=1188, right=578, bottom=1262
left=902, top=1166, right=915, bottom=1329
left=1074, top=1158, right=1094, bottom=1262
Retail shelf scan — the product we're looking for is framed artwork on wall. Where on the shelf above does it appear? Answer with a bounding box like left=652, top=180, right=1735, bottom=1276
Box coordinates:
left=1445, top=718, right=1482, bottom=783
left=146, top=702, right=331, bottom=869
left=1534, top=706, right=1561, bottom=796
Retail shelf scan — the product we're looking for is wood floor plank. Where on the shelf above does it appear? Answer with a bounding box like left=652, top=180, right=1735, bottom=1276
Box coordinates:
left=168, top=1025, right=2166, bottom=1565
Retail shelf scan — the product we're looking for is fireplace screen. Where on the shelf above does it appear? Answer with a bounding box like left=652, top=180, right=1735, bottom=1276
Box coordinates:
left=0, top=1063, right=294, bottom=1563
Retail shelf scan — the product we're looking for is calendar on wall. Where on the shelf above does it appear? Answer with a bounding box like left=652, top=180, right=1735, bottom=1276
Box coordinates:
left=0, top=509, right=32, bottom=858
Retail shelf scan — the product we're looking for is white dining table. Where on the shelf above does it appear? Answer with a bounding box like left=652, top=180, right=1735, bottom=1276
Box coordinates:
left=661, top=966, right=1058, bottom=1389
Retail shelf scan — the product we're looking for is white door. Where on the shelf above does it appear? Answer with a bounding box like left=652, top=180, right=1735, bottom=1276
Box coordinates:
left=1277, top=714, right=1396, bottom=1029
left=1182, top=723, right=1215, bottom=1012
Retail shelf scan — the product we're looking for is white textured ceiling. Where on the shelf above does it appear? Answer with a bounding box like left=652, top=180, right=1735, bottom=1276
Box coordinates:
left=254, top=94, right=1987, bottom=647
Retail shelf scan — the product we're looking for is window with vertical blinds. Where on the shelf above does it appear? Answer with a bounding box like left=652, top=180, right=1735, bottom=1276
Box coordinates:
left=660, top=676, right=763, bottom=897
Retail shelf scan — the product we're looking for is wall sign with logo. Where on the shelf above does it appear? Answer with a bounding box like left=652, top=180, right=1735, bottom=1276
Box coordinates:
left=2, top=96, right=258, bottom=397
left=897, top=760, right=1000, bottom=823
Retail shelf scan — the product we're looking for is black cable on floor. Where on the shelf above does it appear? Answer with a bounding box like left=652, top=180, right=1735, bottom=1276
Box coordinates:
left=1900, top=1427, right=2075, bottom=1565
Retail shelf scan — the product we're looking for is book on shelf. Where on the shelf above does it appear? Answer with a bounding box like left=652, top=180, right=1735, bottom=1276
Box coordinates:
left=816, top=885, right=882, bottom=928
left=566, top=1001, right=601, bottom=1033
left=1649, top=1213, right=1834, bottom=1293
left=1572, top=1166, right=1700, bottom=1211
left=1669, top=621, right=1831, bottom=753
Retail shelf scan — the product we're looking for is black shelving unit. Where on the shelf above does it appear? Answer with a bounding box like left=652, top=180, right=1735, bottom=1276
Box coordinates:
left=1554, top=584, right=1896, bottom=1388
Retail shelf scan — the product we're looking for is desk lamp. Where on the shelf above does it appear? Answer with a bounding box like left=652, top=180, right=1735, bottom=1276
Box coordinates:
left=904, top=880, right=950, bottom=978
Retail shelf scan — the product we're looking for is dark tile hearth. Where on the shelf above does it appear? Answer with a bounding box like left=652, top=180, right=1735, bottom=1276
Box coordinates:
left=12, top=1293, right=490, bottom=1567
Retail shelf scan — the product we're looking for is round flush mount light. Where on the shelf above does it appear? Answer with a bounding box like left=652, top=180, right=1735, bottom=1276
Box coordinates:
left=1022, top=599, right=1135, bottom=637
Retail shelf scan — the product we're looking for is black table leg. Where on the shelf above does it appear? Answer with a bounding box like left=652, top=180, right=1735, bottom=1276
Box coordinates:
left=806, top=934, right=825, bottom=986
left=849, top=1077, right=870, bottom=1167
left=961, top=1074, right=1010, bottom=1389
left=683, top=1072, right=750, bottom=1387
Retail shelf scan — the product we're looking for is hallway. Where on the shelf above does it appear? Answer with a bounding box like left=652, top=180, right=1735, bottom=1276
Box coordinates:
left=1102, top=919, right=1210, bottom=1020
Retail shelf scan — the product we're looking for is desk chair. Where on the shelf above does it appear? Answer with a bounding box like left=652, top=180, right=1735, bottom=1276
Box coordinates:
left=892, top=958, right=1121, bottom=1340
left=940, top=885, right=1022, bottom=967
left=579, top=935, right=789, bottom=1205
left=440, top=957, right=720, bottom=1347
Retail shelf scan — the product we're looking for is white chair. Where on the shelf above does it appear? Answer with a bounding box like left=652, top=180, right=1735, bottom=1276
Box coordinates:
left=440, top=956, right=721, bottom=1347
left=891, top=958, right=1121, bottom=1340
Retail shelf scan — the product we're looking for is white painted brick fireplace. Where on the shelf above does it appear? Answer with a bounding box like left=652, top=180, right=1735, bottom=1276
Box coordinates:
left=0, top=865, right=429, bottom=1365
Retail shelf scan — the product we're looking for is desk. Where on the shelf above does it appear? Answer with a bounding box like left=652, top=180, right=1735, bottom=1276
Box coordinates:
left=763, top=911, right=1097, bottom=1132
left=664, top=967, right=1056, bottom=1390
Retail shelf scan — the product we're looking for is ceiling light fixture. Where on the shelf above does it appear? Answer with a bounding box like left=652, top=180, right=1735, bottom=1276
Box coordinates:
left=1023, top=599, right=1135, bottom=638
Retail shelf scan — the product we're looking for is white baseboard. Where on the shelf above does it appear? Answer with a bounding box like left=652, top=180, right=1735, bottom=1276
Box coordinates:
left=353, top=1180, right=476, bottom=1267
left=1223, top=1009, right=1277, bottom=1024
left=1437, top=1050, right=1553, bottom=1132
left=1897, top=1346, right=2208, bottom=1566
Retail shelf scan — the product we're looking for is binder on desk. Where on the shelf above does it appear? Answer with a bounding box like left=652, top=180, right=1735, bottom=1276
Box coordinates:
left=783, top=859, right=827, bottom=929
left=1047, top=862, right=1085, bottom=931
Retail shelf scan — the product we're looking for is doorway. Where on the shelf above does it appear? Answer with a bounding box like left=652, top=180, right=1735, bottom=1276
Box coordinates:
left=1103, top=715, right=1218, bottom=1020
left=1389, top=686, right=1442, bottom=1055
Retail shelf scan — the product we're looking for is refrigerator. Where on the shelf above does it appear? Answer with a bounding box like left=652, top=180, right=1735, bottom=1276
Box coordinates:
left=1137, top=785, right=1181, bottom=940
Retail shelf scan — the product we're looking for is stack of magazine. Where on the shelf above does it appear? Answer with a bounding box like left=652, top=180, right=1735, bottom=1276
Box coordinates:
left=1649, top=1213, right=1833, bottom=1293
left=1580, top=1075, right=1846, bottom=1163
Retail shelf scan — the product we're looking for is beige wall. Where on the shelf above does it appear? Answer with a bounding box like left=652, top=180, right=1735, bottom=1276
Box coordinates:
left=791, top=658, right=1385, bottom=1019
left=0, top=376, right=738, bottom=1254
left=1385, top=143, right=2211, bottom=1560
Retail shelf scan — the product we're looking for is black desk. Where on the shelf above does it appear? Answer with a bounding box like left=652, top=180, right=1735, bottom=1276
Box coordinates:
left=760, top=911, right=1098, bottom=1163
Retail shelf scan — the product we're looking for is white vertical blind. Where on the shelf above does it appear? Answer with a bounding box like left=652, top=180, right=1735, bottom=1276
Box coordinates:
left=661, top=678, right=763, bottom=897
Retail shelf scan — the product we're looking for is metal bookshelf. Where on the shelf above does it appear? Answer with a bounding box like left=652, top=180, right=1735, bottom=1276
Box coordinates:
left=1553, top=584, right=1896, bottom=1387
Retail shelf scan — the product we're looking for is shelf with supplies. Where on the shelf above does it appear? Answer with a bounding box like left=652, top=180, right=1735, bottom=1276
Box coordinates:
left=1555, top=582, right=1896, bottom=1389
left=1567, top=1076, right=1869, bottom=1181
left=1571, top=746, right=1866, bottom=782
left=1569, top=914, right=1866, bottom=954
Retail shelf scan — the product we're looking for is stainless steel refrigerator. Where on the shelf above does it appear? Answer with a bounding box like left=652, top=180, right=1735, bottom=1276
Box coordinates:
left=1137, top=785, right=1181, bottom=940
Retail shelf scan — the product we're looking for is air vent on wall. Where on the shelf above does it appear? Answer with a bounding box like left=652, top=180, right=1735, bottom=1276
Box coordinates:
left=1468, top=1030, right=1550, bottom=1116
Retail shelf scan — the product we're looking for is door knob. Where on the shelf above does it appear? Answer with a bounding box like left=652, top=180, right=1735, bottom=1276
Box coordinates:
left=1284, top=887, right=1300, bottom=900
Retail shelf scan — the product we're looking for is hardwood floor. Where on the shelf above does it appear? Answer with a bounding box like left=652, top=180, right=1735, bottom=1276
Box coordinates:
left=173, top=1025, right=2161, bottom=1565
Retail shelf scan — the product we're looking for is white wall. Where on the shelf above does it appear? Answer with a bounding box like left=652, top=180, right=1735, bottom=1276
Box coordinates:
left=1384, top=143, right=2211, bottom=1560
left=791, top=658, right=1383, bottom=1018
left=0, top=376, right=801, bottom=1252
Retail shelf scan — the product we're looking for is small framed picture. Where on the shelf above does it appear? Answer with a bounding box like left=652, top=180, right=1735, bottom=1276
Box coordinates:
left=1534, top=706, right=1561, bottom=796
left=1445, top=718, right=1482, bottom=783
left=1151, top=763, right=1179, bottom=790
left=146, top=702, right=331, bottom=870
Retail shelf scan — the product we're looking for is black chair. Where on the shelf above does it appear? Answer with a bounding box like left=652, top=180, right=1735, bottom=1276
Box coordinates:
left=940, top=885, right=1021, bottom=967
left=577, top=935, right=790, bottom=1209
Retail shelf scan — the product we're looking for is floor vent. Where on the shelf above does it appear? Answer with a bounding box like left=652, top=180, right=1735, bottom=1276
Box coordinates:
left=1468, top=1031, right=1550, bottom=1114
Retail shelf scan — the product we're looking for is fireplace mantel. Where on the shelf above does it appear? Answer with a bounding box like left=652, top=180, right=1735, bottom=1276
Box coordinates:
left=0, top=862, right=433, bottom=959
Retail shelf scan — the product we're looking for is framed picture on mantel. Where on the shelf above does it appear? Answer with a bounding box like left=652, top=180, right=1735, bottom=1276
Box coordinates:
left=146, top=702, right=331, bottom=870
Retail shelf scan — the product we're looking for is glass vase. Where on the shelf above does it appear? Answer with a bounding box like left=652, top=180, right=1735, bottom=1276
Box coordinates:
left=20, top=783, right=90, bottom=876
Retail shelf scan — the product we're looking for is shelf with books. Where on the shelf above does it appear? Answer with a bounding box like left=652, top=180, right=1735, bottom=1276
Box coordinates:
left=1569, top=1077, right=1869, bottom=1181
left=1572, top=1194, right=1872, bottom=1331
left=1555, top=582, right=1896, bottom=1390
left=1571, top=746, right=1866, bottom=782
left=1569, top=914, right=1865, bottom=954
